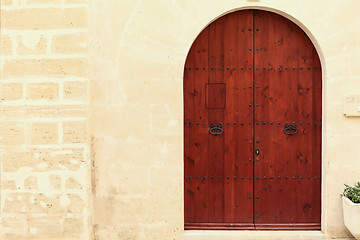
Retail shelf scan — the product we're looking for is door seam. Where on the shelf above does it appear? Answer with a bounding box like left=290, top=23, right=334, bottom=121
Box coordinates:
left=252, top=9, right=256, bottom=227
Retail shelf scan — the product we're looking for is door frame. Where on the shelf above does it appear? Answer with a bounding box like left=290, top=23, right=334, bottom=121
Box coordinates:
left=182, top=6, right=327, bottom=232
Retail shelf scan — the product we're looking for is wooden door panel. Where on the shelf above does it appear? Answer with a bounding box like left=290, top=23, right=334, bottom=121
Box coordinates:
left=184, top=27, right=209, bottom=224
left=254, top=180, right=320, bottom=223
left=253, top=10, right=321, bottom=228
left=184, top=10, right=254, bottom=229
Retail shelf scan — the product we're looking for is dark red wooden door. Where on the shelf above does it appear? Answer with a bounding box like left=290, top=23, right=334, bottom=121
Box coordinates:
left=184, top=10, right=322, bottom=230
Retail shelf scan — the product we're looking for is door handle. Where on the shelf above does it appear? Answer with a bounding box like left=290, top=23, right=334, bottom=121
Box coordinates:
left=284, top=124, right=297, bottom=135
left=209, top=125, right=223, bottom=135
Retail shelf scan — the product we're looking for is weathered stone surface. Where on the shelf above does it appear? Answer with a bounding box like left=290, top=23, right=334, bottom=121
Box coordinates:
left=0, top=2, right=90, bottom=240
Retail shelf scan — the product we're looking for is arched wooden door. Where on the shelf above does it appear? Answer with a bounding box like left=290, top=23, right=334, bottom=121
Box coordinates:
left=184, top=10, right=322, bottom=230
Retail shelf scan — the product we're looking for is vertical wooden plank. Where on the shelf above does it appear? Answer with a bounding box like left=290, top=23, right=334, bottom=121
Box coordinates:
left=194, top=27, right=210, bottom=224
left=207, top=15, right=226, bottom=223
left=232, top=10, right=254, bottom=224
left=184, top=27, right=210, bottom=224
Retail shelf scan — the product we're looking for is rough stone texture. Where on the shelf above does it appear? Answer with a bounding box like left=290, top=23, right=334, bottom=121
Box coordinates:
left=63, top=121, right=87, bottom=144
left=1, top=34, right=12, bottom=55
left=27, top=83, right=59, bottom=100
left=1, top=0, right=12, bottom=6
left=89, top=0, right=360, bottom=240
left=63, top=81, right=86, bottom=100
left=1, top=8, right=87, bottom=30
left=0, top=0, right=90, bottom=239
left=52, top=33, right=87, bottom=54
left=2, top=58, right=88, bottom=78
left=16, top=34, right=47, bottom=55
left=26, top=0, right=61, bottom=4
left=0, top=83, right=23, bottom=100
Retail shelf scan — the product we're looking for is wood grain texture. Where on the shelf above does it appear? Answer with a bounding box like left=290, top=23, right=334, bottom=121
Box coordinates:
left=253, top=10, right=321, bottom=226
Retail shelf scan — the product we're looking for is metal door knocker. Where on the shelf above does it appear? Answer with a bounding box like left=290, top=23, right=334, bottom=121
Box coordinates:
left=284, top=124, right=297, bottom=135
left=209, top=125, right=223, bottom=135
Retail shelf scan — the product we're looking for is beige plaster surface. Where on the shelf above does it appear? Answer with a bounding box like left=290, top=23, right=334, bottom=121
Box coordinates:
left=89, top=0, right=360, bottom=239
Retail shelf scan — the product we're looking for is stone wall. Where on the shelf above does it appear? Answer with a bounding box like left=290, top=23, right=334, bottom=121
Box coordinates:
left=0, top=0, right=90, bottom=239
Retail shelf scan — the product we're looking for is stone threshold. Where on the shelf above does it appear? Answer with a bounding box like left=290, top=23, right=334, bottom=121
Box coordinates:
left=184, top=230, right=355, bottom=240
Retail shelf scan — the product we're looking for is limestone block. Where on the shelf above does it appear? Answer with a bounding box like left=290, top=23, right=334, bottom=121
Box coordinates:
left=2, top=8, right=87, bottom=30
left=60, top=194, right=85, bottom=213
left=65, top=0, right=87, bottom=3
left=2, top=58, right=88, bottom=78
left=0, top=105, right=87, bottom=119
left=1, top=34, right=12, bottom=55
left=24, top=176, right=38, bottom=190
left=62, top=218, right=84, bottom=238
left=3, top=193, right=57, bottom=214
left=26, top=217, right=61, bottom=238
left=26, top=0, right=61, bottom=4
left=0, top=121, right=25, bottom=145
left=2, top=179, right=17, bottom=190
left=63, top=121, right=86, bottom=143
left=27, top=83, right=59, bottom=100
left=63, top=81, right=86, bottom=100
left=17, top=34, right=47, bottom=55
left=27, top=122, right=58, bottom=145
left=2, top=148, right=84, bottom=171
left=50, top=175, right=62, bottom=190
left=0, top=83, right=23, bottom=100
left=0, top=0, right=12, bottom=5
left=3, top=193, right=85, bottom=214
left=0, top=217, right=26, bottom=239
left=66, top=177, right=83, bottom=189
left=52, top=33, right=87, bottom=54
